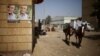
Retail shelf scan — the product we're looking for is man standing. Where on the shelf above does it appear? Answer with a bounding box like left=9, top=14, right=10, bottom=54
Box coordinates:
left=8, top=5, right=16, bottom=20
left=18, top=5, right=29, bottom=20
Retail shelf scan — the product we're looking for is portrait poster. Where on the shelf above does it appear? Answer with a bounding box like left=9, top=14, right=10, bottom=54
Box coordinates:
left=8, top=5, right=32, bottom=22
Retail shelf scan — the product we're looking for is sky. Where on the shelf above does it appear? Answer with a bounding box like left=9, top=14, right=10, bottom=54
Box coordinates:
left=35, top=0, right=82, bottom=19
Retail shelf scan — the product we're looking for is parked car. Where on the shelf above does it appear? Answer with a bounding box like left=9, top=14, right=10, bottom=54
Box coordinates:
left=86, top=23, right=94, bottom=31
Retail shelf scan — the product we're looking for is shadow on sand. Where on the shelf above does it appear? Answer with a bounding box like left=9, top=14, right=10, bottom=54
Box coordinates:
left=62, top=39, right=70, bottom=46
left=71, top=42, right=81, bottom=48
left=62, top=39, right=81, bottom=48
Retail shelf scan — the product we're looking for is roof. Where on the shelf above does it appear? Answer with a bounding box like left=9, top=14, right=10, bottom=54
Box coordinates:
left=64, top=16, right=79, bottom=20
left=33, top=0, right=44, bottom=4
left=51, top=16, right=64, bottom=21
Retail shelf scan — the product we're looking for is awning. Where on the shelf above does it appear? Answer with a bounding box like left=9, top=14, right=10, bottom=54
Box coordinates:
left=33, top=0, right=44, bottom=4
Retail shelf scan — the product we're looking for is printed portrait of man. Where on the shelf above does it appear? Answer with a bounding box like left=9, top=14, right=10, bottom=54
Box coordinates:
left=18, top=5, right=29, bottom=20
left=8, top=5, right=17, bottom=20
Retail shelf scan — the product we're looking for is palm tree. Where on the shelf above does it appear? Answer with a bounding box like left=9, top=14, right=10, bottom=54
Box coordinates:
left=45, top=15, right=51, bottom=25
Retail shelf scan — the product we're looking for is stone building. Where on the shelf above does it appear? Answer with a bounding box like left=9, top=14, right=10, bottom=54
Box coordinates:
left=82, top=0, right=98, bottom=28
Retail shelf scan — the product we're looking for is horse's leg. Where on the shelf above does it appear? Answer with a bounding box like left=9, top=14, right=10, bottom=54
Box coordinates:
left=75, top=34, right=78, bottom=44
left=70, top=28, right=73, bottom=36
left=69, top=28, right=72, bottom=42
left=67, top=34, right=70, bottom=43
left=71, top=29, right=74, bottom=36
left=65, top=33, right=68, bottom=41
left=78, top=35, right=83, bottom=47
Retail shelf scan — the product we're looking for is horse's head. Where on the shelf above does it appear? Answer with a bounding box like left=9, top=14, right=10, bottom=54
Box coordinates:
left=77, top=25, right=85, bottom=34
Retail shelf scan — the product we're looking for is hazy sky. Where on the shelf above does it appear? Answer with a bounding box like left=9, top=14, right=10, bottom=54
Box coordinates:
left=35, top=0, right=82, bottom=19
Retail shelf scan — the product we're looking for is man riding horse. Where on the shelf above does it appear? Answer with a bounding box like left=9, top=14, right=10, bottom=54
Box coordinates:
left=74, top=17, right=86, bottom=48
left=63, top=17, right=86, bottom=48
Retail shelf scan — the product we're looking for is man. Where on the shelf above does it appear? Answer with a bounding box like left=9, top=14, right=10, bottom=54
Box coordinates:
left=70, top=19, right=77, bottom=36
left=70, top=20, right=75, bottom=35
left=70, top=20, right=74, bottom=28
left=73, top=19, right=77, bottom=30
left=75, top=18, right=83, bottom=30
left=75, top=17, right=83, bottom=48
left=8, top=5, right=16, bottom=20
left=18, top=5, right=29, bottom=20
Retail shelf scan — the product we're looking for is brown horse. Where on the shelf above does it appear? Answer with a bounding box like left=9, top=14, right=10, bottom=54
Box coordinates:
left=63, top=24, right=72, bottom=42
left=75, top=25, right=86, bottom=47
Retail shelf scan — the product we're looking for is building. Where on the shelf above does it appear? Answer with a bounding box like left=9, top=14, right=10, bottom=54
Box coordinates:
left=50, top=16, right=79, bottom=29
left=50, top=16, right=64, bottom=29
left=0, top=0, right=43, bottom=53
left=82, top=0, right=98, bottom=28
left=64, top=17, right=79, bottom=23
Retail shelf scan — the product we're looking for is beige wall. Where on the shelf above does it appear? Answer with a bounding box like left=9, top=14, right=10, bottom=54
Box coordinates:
left=0, top=0, right=34, bottom=52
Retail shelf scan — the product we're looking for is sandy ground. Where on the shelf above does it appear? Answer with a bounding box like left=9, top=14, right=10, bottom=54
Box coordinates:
left=33, top=31, right=100, bottom=56
left=0, top=31, right=100, bottom=56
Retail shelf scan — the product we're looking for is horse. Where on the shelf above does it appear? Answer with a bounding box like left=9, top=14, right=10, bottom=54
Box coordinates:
left=63, top=24, right=73, bottom=42
left=75, top=24, right=86, bottom=47
left=63, top=23, right=87, bottom=46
